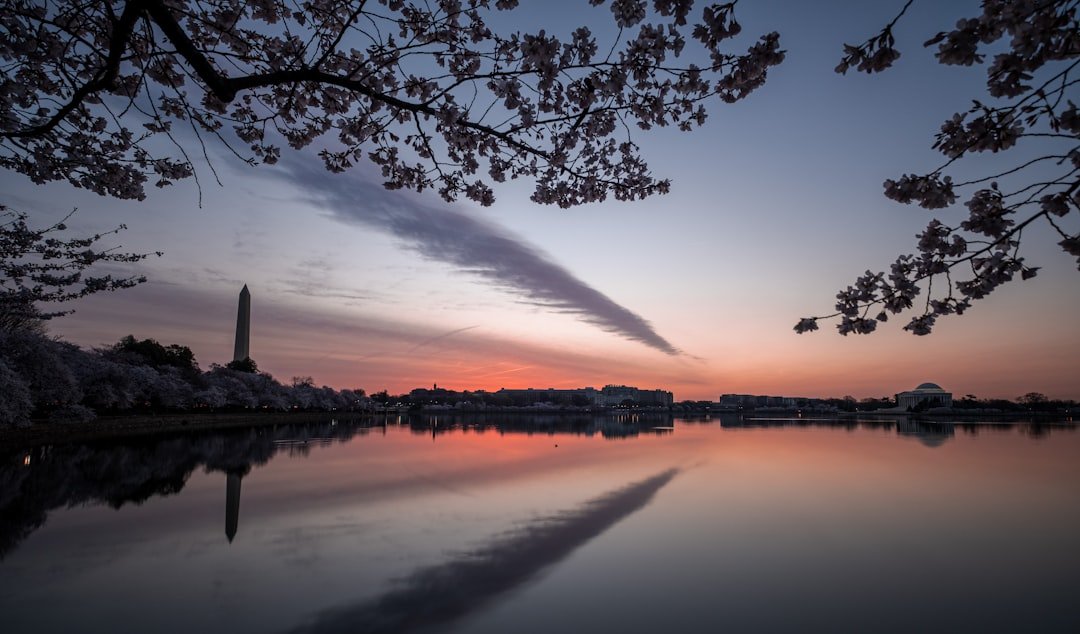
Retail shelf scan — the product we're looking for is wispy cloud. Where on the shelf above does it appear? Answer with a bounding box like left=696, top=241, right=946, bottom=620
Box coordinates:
left=279, top=257, right=379, bottom=304
left=406, top=325, right=479, bottom=352
left=277, top=158, right=681, bottom=356
left=470, top=364, right=535, bottom=379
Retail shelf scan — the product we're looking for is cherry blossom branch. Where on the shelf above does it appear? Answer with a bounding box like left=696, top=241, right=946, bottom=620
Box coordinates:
left=1, top=0, right=784, bottom=206
left=799, top=0, right=1079, bottom=335
left=5, top=2, right=142, bottom=139
left=1, top=205, right=161, bottom=328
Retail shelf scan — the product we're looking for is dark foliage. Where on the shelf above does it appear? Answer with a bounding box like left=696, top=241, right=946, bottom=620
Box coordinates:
left=225, top=356, right=258, bottom=374
left=1, top=207, right=158, bottom=332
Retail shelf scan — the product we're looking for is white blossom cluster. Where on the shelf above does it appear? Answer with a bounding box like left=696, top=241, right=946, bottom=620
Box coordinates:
left=1, top=0, right=784, bottom=208
left=934, top=105, right=1023, bottom=158
left=883, top=174, right=957, bottom=209
left=797, top=0, right=1079, bottom=336
left=0, top=328, right=370, bottom=427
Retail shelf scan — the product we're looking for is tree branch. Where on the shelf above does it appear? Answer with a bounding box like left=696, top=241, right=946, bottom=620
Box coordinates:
left=5, top=1, right=142, bottom=139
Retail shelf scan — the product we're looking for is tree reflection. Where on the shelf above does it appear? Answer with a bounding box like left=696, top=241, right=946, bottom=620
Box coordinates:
left=1, top=414, right=1073, bottom=559
left=0, top=415, right=677, bottom=558
left=0, top=419, right=378, bottom=559
left=403, top=412, right=676, bottom=439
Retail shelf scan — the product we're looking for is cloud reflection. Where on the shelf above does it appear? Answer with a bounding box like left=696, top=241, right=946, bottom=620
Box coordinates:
left=289, top=468, right=679, bottom=634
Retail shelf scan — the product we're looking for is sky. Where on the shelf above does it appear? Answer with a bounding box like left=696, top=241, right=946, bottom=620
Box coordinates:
left=5, top=0, right=1078, bottom=400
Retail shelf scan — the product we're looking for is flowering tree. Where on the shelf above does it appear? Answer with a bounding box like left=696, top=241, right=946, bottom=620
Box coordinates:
left=4, top=1, right=1073, bottom=338
left=0, top=0, right=782, bottom=207
left=0, top=206, right=159, bottom=331
left=797, top=0, right=1079, bottom=336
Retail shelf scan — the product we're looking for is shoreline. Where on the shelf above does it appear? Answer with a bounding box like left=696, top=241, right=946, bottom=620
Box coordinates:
left=0, top=408, right=666, bottom=449
left=2, top=407, right=1074, bottom=451
left=0, top=411, right=375, bottom=451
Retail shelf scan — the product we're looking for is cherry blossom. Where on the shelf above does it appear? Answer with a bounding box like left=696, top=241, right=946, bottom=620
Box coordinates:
left=1, top=206, right=160, bottom=331
left=0, top=0, right=783, bottom=208
left=798, top=0, right=1078, bottom=336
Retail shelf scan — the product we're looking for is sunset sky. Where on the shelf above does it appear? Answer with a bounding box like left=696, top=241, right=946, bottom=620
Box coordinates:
left=5, top=0, right=1078, bottom=400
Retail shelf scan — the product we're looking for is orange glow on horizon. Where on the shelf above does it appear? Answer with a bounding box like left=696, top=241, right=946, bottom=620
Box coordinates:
left=53, top=277, right=1080, bottom=402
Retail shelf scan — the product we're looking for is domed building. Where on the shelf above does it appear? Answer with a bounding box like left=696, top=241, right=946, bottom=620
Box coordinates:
left=895, top=382, right=952, bottom=410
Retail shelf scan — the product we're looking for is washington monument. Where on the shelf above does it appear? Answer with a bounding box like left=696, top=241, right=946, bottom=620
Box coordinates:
left=233, top=284, right=250, bottom=362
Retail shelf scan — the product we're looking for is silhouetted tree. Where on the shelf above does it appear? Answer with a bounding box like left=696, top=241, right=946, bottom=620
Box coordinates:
left=225, top=357, right=258, bottom=373
left=3, top=1, right=1073, bottom=338
left=0, top=330, right=88, bottom=422
left=107, top=335, right=200, bottom=376
left=0, top=358, right=32, bottom=426
left=1, top=207, right=158, bottom=332
left=797, top=0, right=1078, bottom=336
left=817, top=397, right=855, bottom=412
left=291, top=376, right=316, bottom=388
left=1017, top=392, right=1050, bottom=410
left=0, top=0, right=782, bottom=207
left=859, top=396, right=894, bottom=411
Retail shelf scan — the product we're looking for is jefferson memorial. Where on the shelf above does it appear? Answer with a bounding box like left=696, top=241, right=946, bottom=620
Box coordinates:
left=895, top=383, right=953, bottom=410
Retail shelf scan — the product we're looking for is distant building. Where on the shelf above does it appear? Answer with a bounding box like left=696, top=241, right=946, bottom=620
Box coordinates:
left=718, top=393, right=828, bottom=410
left=497, top=387, right=599, bottom=406
left=410, top=383, right=462, bottom=401
left=895, top=382, right=953, bottom=410
left=490, top=385, right=674, bottom=408
left=600, top=385, right=637, bottom=406
left=719, top=394, right=754, bottom=408
left=599, top=385, right=673, bottom=407
left=635, top=389, right=675, bottom=407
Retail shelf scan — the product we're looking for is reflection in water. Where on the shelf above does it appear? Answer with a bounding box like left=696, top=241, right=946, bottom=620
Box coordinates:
left=289, top=469, right=679, bottom=634
left=1, top=415, right=1078, bottom=634
left=1, top=415, right=1074, bottom=560
left=895, top=420, right=955, bottom=448
left=0, top=415, right=674, bottom=558
left=410, top=413, right=675, bottom=440
left=0, top=419, right=378, bottom=559
left=713, top=416, right=1066, bottom=449
left=225, top=471, right=242, bottom=543
left=724, top=417, right=960, bottom=448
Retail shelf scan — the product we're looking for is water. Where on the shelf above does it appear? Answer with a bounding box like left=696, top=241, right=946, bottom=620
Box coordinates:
left=1, top=415, right=1077, bottom=633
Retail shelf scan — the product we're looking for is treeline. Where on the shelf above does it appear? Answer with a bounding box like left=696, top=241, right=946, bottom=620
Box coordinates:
left=0, top=331, right=368, bottom=427
left=950, top=393, right=1077, bottom=413
left=822, top=394, right=1076, bottom=414
left=674, top=395, right=1076, bottom=414
left=374, top=390, right=606, bottom=410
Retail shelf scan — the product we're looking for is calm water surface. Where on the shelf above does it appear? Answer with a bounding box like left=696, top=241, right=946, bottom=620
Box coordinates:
left=1, top=415, right=1077, bottom=633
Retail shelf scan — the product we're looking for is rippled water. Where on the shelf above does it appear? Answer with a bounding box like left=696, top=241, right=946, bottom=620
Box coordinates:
left=1, top=415, right=1077, bottom=633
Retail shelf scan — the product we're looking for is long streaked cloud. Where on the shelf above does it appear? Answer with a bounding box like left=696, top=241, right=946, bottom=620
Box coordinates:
left=277, top=157, right=681, bottom=356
